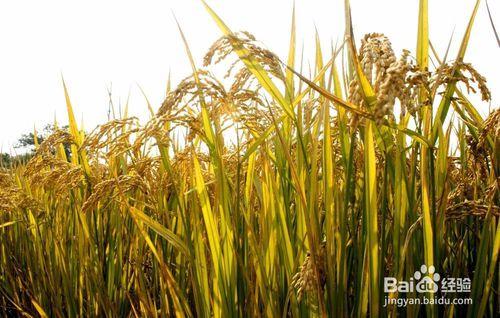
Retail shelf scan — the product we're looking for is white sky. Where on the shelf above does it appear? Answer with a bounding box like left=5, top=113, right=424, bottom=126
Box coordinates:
left=0, top=0, right=498, bottom=151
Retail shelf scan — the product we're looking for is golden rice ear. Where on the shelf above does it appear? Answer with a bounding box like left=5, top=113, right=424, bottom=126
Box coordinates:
left=434, top=61, right=491, bottom=103
left=292, top=242, right=327, bottom=302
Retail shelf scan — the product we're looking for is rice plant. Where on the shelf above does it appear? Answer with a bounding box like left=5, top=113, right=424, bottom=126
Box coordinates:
left=1, top=0, right=498, bottom=317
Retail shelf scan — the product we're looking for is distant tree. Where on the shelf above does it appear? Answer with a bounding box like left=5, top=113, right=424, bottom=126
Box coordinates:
left=15, top=124, right=64, bottom=150
left=16, top=124, right=71, bottom=157
left=0, top=153, right=11, bottom=167
left=1, top=124, right=71, bottom=167
left=0, top=152, right=33, bottom=168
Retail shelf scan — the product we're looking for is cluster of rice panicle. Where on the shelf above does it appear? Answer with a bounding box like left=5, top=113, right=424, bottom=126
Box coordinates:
left=0, top=169, right=20, bottom=213
left=204, top=31, right=284, bottom=83
left=435, top=61, right=492, bottom=102
left=444, top=108, right=499, bottom=221
left=348, top=34, right=491, bottom=126
left=479, top=107, right=500, bottom=145
left=291, top=241, right=327, bottom=302
left=158, top=70, right=231, bottom=118
left=349, top=33, right=414, bottom=124
left=24, top=130, right=85, bottom=197
left=81, top=173, right=148, bottom=213
left=82, top=117, right=140, bottom=160
left=462, top=108, right=499, bottom=180
left=1, top=169, right=41, bottom=215
left=203, top=31, right=286, bottom=135
left=446, top=158, right=499, bottom=220
left=160, top=31, right=279, bottom=130
left=135, top=113, right=176, bottom=147
left=445, top=199, right=500, bottom=220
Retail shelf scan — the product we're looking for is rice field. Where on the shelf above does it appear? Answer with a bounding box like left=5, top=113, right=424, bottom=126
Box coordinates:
left=1, top=0, right=499, bottom=317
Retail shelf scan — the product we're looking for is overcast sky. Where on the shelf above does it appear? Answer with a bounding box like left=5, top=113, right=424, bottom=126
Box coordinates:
left=0, top=0, right=498, bottom=150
